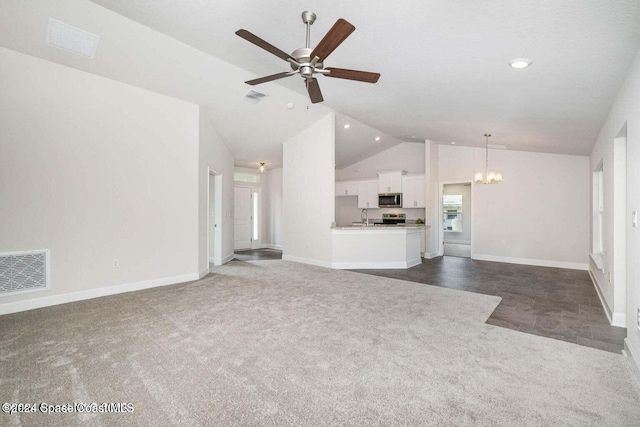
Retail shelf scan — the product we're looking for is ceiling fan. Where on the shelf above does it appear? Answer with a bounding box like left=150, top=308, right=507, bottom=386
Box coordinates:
left=236, top=11, right=380, bottom=104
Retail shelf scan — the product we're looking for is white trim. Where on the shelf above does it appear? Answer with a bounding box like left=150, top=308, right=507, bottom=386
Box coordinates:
left=423, top=251, right=442, bottom=259
left=472, top=253, right=588, bottom=271
left=282, top=254, right=332, bottom=269
left=222, top=253, right=235, bottom=264
left=199, top=267, right=210, bottom=279
left=588, top=270, right=626, bottom=327
left=332, top=257, right=422, bottom=270
left=444, top=239, right=471, bottom=245
left=264, top=244, right=283, bottom=250
left=0, top=272, right=199, bottom=316
left=589, top=270, right=613, bottom=324
left=208, top=257, right=216, bottom=263
left=207, top=169, right=223, bottom=267
left=589, top=253, right=604, bottom=271
left=623, top=339, right=640, bottom=387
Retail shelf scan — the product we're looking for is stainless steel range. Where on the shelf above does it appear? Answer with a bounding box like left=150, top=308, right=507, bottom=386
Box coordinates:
left=374, top=213, right=406, bottom=226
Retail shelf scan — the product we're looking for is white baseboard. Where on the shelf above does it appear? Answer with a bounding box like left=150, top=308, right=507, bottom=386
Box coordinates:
left=208, top=257, right=215, bottom=263
left=623, top=339, right=640, bottom=387
left=282, top=255, right=332, bottom=269
left=199, top=267, right=210, bottom=279
left=424, top=251, right=443, bottom=259
left=472, top=254, right=588, bottom=271
left=332, top=257, right=422, bottom=270
left=0, top=272, right=200, bottom=316
left=264, top=244, right=283, bottom=250
left=222, top=253, right=235, bottom=264
left=588, top=270, right=626, bottom=328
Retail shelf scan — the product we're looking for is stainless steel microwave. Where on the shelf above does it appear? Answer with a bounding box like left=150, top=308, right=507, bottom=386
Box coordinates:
left=378, top=193, right=402, bottom=208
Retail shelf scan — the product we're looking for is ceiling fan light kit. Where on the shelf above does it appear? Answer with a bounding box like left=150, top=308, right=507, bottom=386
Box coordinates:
left=236, top=11, right=380, bottom=104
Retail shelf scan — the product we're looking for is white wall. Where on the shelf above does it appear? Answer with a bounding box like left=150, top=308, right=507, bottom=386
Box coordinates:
left=425, top=141, right=440, bottom=257
left=439, top=145, right=590, bottom=269
left=283, top=113, right=335, bottom=267
left=264, top=168, right=283, bottom=249
left=199, top=109, right=234, bottom=271
left=336, top=142, right=425, bottom=181
left=0, top=48, right=201, bottom=313
left=590, top=46, right=640, bottom=374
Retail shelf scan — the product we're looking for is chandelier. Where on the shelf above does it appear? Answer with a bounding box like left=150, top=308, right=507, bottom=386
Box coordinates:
left=475, top=134, right=502, bottom=184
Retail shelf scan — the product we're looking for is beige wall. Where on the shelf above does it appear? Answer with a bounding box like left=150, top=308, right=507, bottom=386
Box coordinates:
left=0, top=47, right=201, bottom=313
left=199, top=109, right=235, bottom=271
left=438, top=144, right=590, bottom=268
left=283, top=113, right=335, bottom=266
left=590, top=46, right=640, bottom=369
left=336, top=142, right=425, bottom=181
left=264, top=168, right=283, bottom=248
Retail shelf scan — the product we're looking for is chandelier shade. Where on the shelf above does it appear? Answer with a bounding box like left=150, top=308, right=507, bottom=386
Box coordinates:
left=475, top=134, right=502, bottom=184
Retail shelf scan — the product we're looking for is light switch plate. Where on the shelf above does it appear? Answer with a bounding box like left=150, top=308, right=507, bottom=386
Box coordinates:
left=632, top=211, right=638, bottom=228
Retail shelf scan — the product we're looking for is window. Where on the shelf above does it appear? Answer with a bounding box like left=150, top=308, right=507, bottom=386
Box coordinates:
left=253, top=191, right=259, bottom=241
left=234, top=172, right=259, bottom=183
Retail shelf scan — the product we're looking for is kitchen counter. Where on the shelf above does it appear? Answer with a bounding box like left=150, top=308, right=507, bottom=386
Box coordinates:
left=331, top=226, right=425, bottom=269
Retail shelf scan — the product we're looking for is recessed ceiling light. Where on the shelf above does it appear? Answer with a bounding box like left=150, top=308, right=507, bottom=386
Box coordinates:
left=374, top=136, right=381, bottom=141
left=343, top=124, right=350, bottom=129
left=509, top=58, right=532, bottom=69
left=450, top=141, right=456, bottom=145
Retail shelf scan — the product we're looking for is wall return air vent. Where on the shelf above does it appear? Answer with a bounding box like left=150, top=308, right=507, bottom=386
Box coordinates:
left=0, top=250, right=50, bottom=297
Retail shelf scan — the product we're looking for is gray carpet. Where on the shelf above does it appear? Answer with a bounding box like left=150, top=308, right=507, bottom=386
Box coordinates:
left=1, top=259, right=639, bottom=426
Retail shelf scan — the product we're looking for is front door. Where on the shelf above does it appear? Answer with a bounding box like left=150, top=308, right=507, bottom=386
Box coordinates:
left=234, top=187, right=252, bottom=250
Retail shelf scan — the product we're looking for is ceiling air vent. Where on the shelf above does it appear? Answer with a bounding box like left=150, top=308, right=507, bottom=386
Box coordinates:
left=46, top=18, right=100, bottom=59
left=244, top=90, right=266, bottom=104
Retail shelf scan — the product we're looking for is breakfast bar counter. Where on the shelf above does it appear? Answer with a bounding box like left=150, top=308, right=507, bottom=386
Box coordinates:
left=331, top=225, right=429, bottom=269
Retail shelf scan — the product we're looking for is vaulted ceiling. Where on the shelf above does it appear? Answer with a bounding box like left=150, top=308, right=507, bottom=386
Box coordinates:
left=2, top=0, right=640, bottom=168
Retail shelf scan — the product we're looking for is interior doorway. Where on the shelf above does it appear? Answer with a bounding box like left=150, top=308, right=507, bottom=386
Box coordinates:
left=440, top=182, right=472, bottom=258
left=234, top=187, right=252, bottom=250
left=208, top=169, right=223, bottom=266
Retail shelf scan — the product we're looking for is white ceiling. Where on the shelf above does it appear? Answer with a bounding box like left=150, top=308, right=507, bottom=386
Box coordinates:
left=2, top=0, right=640, bottom=168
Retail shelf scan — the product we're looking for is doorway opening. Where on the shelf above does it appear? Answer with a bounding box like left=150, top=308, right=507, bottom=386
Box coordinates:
left=208, top=169, right=223, bottom=267
left=440, top=182, right=472, bottom=258
left=234, top=187, right=252, bottom=250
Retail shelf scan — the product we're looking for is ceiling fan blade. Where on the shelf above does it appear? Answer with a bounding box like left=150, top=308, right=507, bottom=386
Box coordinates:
left=236, top=29, right=294, bottom=61
left=306, top=78, right=324, bottom=103
left=245, top=72, right=294, bottom=86
left=310, top=18, right=355, bottom=62
left=325, top=68, right=380, bottom=83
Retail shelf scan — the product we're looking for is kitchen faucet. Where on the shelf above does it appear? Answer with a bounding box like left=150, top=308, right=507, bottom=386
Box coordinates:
left=361, top=209, right=368, bottom=226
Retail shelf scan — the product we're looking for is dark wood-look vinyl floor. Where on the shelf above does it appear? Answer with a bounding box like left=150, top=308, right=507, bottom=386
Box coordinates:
left=230, top=250, right=625, bottom=353
left=353, top=256, right=626, bottom=353
left=234, top=248, right=283, bottom=261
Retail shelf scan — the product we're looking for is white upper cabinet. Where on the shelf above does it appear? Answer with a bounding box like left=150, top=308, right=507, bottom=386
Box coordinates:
left=378, top=171, right=406, bottom=194
left=402, top=174, right=426, bottom=208
left=336, top=180, right=359, bottom=197
left=357, top=179, right=379, bottom=209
